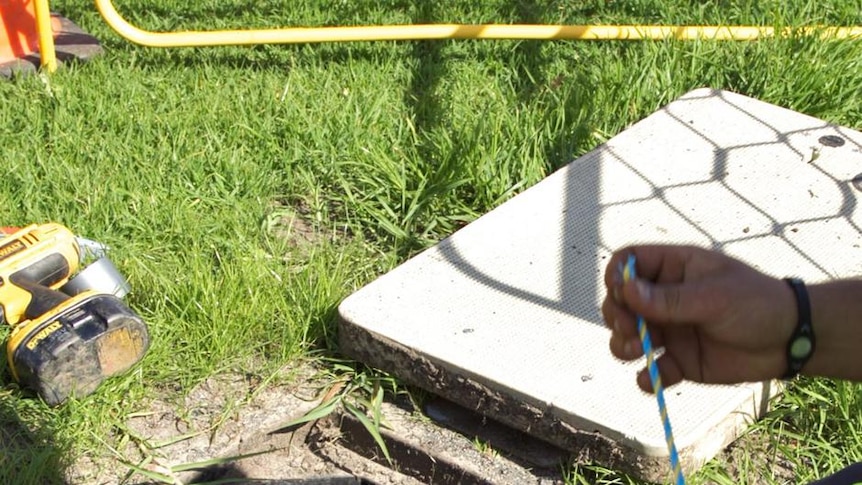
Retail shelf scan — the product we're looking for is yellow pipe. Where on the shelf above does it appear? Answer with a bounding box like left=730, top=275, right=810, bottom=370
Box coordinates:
left=33, top=0, right=57, bottom=72
left=95, top=0, right=862, bottom=47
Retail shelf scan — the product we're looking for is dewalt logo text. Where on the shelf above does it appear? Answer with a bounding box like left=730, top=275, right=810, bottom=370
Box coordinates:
left=26, top=322, right=63, bottom=350
left=0, top=240, right=25, bottom=262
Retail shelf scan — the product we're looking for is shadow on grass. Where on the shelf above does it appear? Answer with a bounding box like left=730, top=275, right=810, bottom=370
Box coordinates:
left=0, top=396, right=66, bottom=484
left=395, top=0, right=598, bottom=259
left=0, top=343, right=69, bottom=484
left=508, top=1, right=596, bottom=173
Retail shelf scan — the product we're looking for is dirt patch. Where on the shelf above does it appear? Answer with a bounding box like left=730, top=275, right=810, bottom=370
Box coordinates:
left=64, top=359, right=795, bottom=485
left=269, top=203, right=321, bottom=250
left=65, top=360, right=569, bottom=485
left=266, top=199, right=350, bottom=255
left=65, top=367, right=340, bottom=484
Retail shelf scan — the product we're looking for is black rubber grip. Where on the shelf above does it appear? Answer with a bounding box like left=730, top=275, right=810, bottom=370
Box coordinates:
left=10, top=254, right=72, bottom=320
left=10, top=253, right=71, bottom=287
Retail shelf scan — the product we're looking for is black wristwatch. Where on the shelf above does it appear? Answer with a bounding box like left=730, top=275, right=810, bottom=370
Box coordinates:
left=783, top=277, right=815, bottom=380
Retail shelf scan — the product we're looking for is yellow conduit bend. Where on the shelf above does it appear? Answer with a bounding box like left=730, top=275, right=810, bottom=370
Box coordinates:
left=96, top=0, right=862, bottom=47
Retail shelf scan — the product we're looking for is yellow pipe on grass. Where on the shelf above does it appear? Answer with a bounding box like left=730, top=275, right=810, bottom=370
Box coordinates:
left=95, top=0, right=862, bottom=47
left=34, top=0, right=57, bottom=72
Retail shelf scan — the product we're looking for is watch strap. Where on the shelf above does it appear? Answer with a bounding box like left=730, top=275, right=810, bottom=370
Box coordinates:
left=783, top=277, right=815, bottom=380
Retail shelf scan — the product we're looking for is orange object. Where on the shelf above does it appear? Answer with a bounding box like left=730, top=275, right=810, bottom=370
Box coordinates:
left=0, top=0, right=60, bottom=64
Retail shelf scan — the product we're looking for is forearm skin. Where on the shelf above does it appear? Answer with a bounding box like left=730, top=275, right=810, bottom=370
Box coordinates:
left=803, top=280, right=862, bottom=381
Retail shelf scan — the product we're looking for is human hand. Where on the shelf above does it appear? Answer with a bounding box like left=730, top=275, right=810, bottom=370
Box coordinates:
left=602, top=245, right=796, bottom=392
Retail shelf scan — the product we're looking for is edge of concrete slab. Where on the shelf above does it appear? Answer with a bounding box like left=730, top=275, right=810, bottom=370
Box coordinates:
left=337, top=319, right=673, bottom=482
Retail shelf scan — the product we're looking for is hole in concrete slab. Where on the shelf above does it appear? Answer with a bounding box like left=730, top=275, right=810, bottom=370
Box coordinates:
left=819, top=135, right=846, bottom=147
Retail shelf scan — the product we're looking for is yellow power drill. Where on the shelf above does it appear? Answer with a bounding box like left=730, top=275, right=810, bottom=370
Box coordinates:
left=0, top=223, right=149, bottom=405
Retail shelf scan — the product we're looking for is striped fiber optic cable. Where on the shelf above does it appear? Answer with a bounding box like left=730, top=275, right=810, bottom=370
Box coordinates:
left=623, top=254, right=685, bottom=485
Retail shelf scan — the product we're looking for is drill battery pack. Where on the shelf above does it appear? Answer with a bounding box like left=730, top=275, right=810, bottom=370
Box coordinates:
left=0, top=223, right=149, bottom=405
left=7, top=292, right=149, bottom=406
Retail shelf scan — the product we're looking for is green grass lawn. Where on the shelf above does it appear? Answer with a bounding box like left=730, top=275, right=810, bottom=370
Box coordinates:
left=2, top=0, right=862, bottom=483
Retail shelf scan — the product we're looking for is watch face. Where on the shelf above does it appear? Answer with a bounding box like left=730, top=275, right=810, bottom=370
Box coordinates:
left=790, top=336, right=813, bottom=359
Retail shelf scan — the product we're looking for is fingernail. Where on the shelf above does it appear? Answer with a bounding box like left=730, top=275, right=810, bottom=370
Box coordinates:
left=613, top=318, right=620, bottom=333
left=625, top=340, right=641, bottom=356
left=613, top=287, right=622, bottom=303
left=635, top=279, right=652, bottom=302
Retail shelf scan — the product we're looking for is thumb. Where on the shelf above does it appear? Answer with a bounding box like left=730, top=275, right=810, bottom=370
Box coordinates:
left=622, top=278, right=712, bottom=325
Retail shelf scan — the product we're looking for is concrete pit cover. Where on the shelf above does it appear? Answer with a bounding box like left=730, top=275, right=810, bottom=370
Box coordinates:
left=338, top=88, right=862, bottom=481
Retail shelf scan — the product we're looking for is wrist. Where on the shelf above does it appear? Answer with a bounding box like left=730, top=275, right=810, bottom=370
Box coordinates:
left=746, top=274, right=799, bottom=381
left=796, top=281, right=862, bottom=380
left=798, top=282, right=832, bottom=378
left=782, top=278, right=815, bottom=379
left=762, top=279, right=861, bottom=382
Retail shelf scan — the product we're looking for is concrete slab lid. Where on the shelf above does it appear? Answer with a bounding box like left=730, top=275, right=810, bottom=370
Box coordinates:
left=338, top=88, right=862, bottom=477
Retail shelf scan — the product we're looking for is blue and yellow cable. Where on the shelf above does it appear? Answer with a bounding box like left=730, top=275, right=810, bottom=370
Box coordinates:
left=624, top=254, right=685, bottom=485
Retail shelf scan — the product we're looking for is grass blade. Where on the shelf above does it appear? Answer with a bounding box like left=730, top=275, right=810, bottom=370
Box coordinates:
left=275, top=397, right=340, bottom=430
left=170, top=449, right=275, bottom=473
left=344, top=401, right=392, bottom=465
